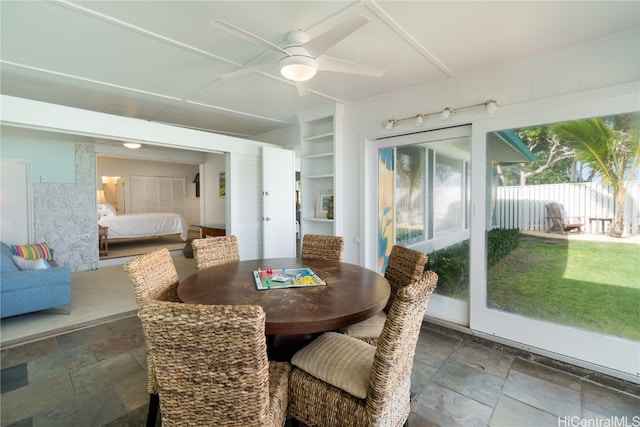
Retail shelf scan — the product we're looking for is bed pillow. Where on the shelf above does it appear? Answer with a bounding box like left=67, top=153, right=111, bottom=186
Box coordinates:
left=98, top=203, right=117, bottom=216
left=13, top=255, right=50, bottom=270
left=10, top=242, right=53, bottom=260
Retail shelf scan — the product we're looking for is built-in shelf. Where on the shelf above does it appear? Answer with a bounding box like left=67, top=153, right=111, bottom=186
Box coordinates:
left=304, top=132, right=334, bottom=141
left=303, top=174, right=334, bottom=180
left=298, top=104, right=343, bottom=238
left=302, top=217, right=334, bottom=223
left=303, top=152, right=333, bottom=160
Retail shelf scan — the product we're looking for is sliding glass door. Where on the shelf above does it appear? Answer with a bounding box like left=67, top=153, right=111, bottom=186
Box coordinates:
left=374, top=125, right=472, bottom=325
left=366, top=95, right=639, bottom=381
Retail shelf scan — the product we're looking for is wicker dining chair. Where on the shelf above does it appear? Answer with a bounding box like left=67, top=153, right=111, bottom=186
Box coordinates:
left=339, top=245, right=427, bottom=346
left=191, top=234, right=240, bottom=271
left=289, top=270, right=438, bottom=427
left=123, top=248, right=182, bottom=427
left=300, top=234, right=344, bottom=261
left=139, top=301, right=291, bottom=427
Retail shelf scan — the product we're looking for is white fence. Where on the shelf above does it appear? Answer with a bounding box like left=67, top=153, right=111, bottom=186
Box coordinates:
left=495, top=182, right=640, bottom=235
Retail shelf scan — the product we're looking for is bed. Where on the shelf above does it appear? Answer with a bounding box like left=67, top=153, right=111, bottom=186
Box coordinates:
left=97, top=204, right=188, bottom=242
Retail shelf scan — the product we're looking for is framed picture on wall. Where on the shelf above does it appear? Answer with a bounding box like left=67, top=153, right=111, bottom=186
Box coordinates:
left=315, top=190, right=333, bottom=218
left=219, top=172, right=225, bottom=197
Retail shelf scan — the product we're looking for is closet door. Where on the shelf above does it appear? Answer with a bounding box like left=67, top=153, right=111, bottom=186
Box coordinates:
left=262, top=146, right=296, bottom=258
left=0, top=159, right=32, bottom=244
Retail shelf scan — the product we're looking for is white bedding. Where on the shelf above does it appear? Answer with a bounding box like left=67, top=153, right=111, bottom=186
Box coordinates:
left=98, top=212, right=188, bottom=241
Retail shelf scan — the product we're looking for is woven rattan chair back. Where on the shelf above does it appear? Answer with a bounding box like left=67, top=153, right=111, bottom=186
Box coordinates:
left=123, top=248, right=182, bottom=425
left=300, top=234, right=344, bottom=261
left=366, top=270, right=438, bottom=422
left=192, top=235, right=240, bottom=271
left=123, top=248, right=181, bottom=309
left=139, top=301, right=286, bottom=426
left=383, top=245, right=428, bottom=312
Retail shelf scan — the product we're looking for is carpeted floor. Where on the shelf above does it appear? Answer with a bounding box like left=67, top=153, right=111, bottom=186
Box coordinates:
left=100, top=231, right=198, bottom=260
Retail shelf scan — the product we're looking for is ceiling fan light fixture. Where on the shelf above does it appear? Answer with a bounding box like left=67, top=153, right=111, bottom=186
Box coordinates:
left=123, top=142, right=141, bottom=149
left=279, top=55, right=318, bottom=82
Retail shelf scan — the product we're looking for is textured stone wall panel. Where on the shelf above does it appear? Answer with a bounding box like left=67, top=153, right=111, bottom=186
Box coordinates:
left=32, top=144, right=98, bottom=272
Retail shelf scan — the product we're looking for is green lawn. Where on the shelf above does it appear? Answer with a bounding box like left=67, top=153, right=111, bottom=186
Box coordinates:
left=487, top=236, right=640, bottom=341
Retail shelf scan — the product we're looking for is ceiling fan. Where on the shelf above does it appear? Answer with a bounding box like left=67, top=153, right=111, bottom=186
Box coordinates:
left=212, top=14, right=385, bottom=95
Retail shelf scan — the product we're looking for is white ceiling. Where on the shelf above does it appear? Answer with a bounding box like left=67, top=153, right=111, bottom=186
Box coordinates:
left=1, top=1, right=638, bottom=140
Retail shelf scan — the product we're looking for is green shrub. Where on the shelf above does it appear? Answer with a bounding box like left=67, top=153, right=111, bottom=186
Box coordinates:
left=427, top=228, right=519, bottom=294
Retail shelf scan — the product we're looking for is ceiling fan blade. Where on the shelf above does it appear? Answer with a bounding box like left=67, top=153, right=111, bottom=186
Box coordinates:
left=212, top=20, right=290, bottom=56
left=317, top=55, right=385, bottom=77
left=305, top=14, right=369, bottom=57
left=219, top=64, right=275, bottom=79
left=296, top=81, right=310, bottom=96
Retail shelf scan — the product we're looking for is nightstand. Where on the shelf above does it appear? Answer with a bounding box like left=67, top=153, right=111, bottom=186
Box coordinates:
left=98, top=225, right=109, bottom=256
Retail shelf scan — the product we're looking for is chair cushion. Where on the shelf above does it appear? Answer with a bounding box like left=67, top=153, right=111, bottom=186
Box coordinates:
left=291, top=332, right=375, bottom=399
left=339, top=312, right=387, bottom=339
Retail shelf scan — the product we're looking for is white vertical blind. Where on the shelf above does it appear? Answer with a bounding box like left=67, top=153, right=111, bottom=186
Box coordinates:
left=129, top=175, right=185, bottom=214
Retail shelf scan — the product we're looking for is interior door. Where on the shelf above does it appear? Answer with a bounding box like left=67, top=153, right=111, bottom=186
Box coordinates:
left=0, top=159, right=32, bottom=244
left=262, top=146, right=296, bottom=258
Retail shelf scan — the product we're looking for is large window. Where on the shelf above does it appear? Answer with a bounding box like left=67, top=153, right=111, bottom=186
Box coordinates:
left=486, top=113, right=640, bottom=341
left=471, top=104, right=640, bottom=381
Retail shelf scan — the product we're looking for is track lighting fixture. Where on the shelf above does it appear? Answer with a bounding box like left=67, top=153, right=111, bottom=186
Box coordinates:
left=485, top=100, right=498, bottom=114
left=382, top=99, right=498, bottom=130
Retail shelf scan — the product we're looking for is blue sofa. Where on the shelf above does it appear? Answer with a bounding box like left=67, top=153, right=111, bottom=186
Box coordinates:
left=1, top=241, right=71, bottom=318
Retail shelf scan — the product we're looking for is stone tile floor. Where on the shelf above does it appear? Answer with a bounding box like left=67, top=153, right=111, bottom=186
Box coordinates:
left=1, top=316, right=638, bottom=427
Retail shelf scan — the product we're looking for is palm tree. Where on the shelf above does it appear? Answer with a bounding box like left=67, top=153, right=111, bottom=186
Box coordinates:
left=552, top=114, right=639, bottom=237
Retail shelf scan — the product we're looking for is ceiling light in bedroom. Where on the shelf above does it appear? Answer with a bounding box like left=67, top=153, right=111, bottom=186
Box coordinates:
left=123, top=142, right=141, bottom=149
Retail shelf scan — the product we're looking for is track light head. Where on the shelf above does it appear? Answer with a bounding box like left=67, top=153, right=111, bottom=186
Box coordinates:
left=383, top=119, right=396, bottom=130
left=440, top=108, right=451, bottom=121
left=485, top=100, right=498, bottom=114
left=415, top=115, right=424, bottom=126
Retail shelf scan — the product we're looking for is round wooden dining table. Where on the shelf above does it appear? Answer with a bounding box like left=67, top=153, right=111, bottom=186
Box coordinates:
left=178, top=258, right=391, bottom=336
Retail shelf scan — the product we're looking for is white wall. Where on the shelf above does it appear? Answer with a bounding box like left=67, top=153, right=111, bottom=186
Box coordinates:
left=202, top=153, right=226, bottom=226
left=340, top=28, right=639, bottom=265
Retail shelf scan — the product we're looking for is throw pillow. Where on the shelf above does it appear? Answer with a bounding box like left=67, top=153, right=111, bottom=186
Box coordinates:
left=10, top=242, right=52, bottom=260
left=12, top=255, right=50, bottom=271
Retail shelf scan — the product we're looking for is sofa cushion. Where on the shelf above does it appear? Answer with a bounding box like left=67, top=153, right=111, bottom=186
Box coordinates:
left=1, top=242, right=19, bottom=273
left=1, top=267, right=72, bottom=293
left=12, top=256, right=50, bottom=271
left=11, top=242, right=52, bottom=260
